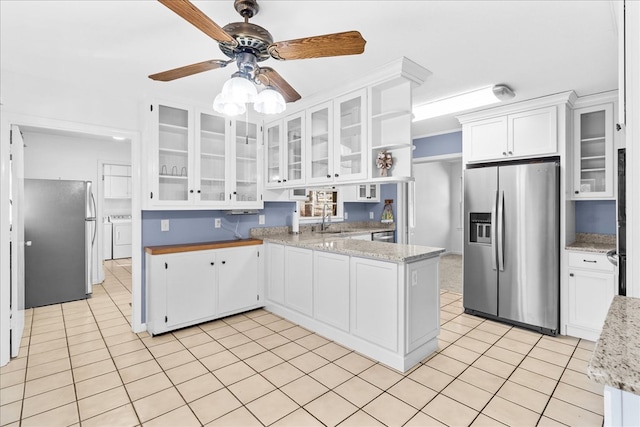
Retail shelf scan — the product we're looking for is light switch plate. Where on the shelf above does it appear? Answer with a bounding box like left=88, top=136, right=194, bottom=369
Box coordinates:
left=258, top=214, right=265, bottom=225
left=369, top=212, right=374, bottom=219
left=161, top=219, right=169, bottom=232
left=344, top=212, right=348, bottom=220
left=214, top=218, right=221, bottom=228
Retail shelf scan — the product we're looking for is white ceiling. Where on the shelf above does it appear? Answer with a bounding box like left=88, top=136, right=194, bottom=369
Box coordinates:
left=0, top=1, right=619, bottom=136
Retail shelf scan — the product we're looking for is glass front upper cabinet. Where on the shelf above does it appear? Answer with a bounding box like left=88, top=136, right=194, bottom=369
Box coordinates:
left=307, top=101, right=333, bottom=184
left=285, top=113, right=305, bottom=186
left=157, top=105, right=191, bottom=203
left=198, top=112, right=227, bottom=203
left=265, top=121, right=282, bottom=187
left=573, top=104, right=614, bottom=199
left=234, top=120, right=259, bottom=203
left=335, top=89, right=367, bottom=181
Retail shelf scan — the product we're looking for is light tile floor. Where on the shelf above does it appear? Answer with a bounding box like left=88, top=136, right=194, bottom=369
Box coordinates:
left=0, top=258, right=604, bottom=426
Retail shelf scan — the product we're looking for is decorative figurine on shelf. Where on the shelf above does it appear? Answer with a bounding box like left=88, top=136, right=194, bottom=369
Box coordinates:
left=376, top=150, right=393, bottom=177
left=381, top=199, right=394, bottom=223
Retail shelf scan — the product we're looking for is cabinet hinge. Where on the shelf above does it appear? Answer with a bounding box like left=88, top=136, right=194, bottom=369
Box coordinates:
left=164, top=315, right=167, bottom=322
left=150, top=192, right=153, bottom=199
left=257, top=250, right=260, bottom=258
left=260, top=194, right=263, bottom=201
left=257, top=294, right=260, bottom=301
left=150, top=105, right=153, bottom=112
left=9, top=129, right=12, bottom=143
left=164, top=262, right=168, bottom=269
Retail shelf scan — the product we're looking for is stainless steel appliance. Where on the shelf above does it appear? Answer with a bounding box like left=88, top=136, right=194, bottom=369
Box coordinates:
left=24, top=179, right=96, bottom=308
left=463, top=159, right=559, bottom=335
left=372, top=230, right=395, bottom=243
left=617, top=148, right=626, bottom=295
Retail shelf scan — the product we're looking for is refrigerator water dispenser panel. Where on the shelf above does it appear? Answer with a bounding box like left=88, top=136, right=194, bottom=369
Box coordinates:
left=470, top=213, right=492, bottom=244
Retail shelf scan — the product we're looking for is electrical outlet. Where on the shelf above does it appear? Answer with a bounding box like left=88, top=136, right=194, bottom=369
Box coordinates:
left=214, top=218, right=221, bottom=228
left=161, top=219, right=170, bottom=232
left=258, top=214, right=265, bottom=225
left=344, top=212, right=348, bottom=220
left=369, top=211, right=374, bottom=219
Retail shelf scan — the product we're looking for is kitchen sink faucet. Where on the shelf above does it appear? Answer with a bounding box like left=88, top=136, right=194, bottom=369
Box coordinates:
left=321, top=203, right=331, bottom=231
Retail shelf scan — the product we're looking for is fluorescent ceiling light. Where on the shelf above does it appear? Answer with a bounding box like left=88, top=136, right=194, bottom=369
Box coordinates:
left=112, top=136, right=126, bottom=141
left=412, top=85, right=515, bottom=122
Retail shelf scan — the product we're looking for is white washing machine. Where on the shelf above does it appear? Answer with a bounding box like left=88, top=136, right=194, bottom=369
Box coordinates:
left=110, top=215, right=132, bottom=259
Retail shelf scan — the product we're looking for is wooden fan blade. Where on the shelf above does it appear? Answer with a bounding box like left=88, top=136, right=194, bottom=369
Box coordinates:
left=149, top=59, right=229, bottom=81
left=269, top=30, right=366, bottom=61
left=159, top=0, right=237, bottom=46
left=257, top=67, right=301, bottom=103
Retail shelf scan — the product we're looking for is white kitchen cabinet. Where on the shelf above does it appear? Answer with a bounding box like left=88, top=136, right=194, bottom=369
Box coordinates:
left=572, top=103, right=614, bottom=199
left=343, top=183, right=380, bottom=202
left=350, top=257, right=398, bottom=351
left=566, top=251, right=616, bottom=341
left=462, top=106, right=558, bottom=163
left=406, top=257, right=440, bottom=352
left=334, top=89, right=367, bottom=182
left=146, top=101, right=262, bottom=209
left=306, top=101, right=334, bottom=184
left=266, top=242, right=285, bottom=304
left=314, top=251, right=350, bottom=331
left=217, top=245, right=262, bottom=316
left=285, top=246, right=314, bottom=316
left=103, top=164, right=131, bottom=199
left=146, top=241, right=263, bottom=335
left=148, top=250, right=216, bottom=334
left=369, top=79, right=414, bottom=181
left=265, top=113, right=305, bottom=188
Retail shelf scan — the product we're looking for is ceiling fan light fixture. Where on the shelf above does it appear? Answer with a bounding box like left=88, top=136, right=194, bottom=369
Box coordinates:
left=213, top=92, right=246, bottom=116
left=254, top=86, right=286, bottom=114
left=221, top=74, right=258, bottom=104
left=412, top=84, right=515, bottom=122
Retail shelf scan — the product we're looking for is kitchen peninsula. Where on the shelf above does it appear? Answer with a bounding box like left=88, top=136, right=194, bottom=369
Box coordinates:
left=252, top=227, right=444, bottom=372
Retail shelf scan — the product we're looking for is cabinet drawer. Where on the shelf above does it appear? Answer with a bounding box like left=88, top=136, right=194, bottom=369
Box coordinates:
left=568, top=252, right=614, bottom=272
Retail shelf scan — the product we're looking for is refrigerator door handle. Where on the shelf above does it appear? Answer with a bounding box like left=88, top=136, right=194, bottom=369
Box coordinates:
left=497, top=190, right=505, bottom=271
left=491, top=190, right=498, bottom=270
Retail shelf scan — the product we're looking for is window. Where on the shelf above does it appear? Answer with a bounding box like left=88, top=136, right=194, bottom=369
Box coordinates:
left=299, top=188, right=343, bottom=222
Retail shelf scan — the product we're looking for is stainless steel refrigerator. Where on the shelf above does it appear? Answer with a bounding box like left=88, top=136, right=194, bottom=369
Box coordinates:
left=24, top=179, right=96, bottom=308
left=463, top=159, right=559, bottom=335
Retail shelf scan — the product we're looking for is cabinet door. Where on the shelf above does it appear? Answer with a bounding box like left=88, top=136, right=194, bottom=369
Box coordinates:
left=217, top=246, right=260, bottom=315
left=568, top=268, right=615, bottom=334
left=307, top=101, right=333, bottom=184
left=267, top=243, right=285, bottom=304
left=196, top=111, right=229, bottom=206
left=314, top=251, right=350, bottom=331
left=165, top=251, right=216, bottom=328
left=359, top=184, right=379, bottom=201
left=285, top=113, right=305, bottom=186
left=350, top=257, right=398, bottom=351
left=508, top=106, right=557, bottom=158
left=573, top=104, right=614, bottom=199
left=265, top=120, right=283, bottom=188
left=155, top=103, right=194, bottom=205
left=232, top=119, right=262, bottom=207
left=335, top=89, right=367, bottom=182
left=463, top=116, right=508, bottom=162
left=285, top=246, right=313, bottom=316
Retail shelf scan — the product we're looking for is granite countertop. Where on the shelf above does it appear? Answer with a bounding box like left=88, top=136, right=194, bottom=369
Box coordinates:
left=566, top=233, right=616, bottom=254
left=587, top=296, right=640, bottom=395
left=252, top=225, right=443, bottom=263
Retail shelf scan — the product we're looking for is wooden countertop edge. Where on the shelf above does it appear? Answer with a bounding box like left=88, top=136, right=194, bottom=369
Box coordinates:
left=145, top=239, right=263, bottom=255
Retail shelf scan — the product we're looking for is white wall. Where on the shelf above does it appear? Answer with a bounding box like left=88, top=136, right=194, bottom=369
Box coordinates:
left=411, top=160, right=462, bottom=253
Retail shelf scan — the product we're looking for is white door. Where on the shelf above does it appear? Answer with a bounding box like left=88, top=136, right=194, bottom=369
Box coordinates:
left=10, top=125, right=25, bottom=357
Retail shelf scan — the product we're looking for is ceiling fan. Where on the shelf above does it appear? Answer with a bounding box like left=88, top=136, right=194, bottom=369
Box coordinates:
left=149, top=0, right=367, bottom=108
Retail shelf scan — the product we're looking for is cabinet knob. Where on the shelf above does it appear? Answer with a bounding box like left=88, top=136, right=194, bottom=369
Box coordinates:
left=189, top=189, right=194, bottom=193
left=570, top=273, right=574, bottom=277
left=233, top=191, right=237, bottom=195
left=277, top=180, right=282, bottom=183
left=508, top=151, right=513, bottom=155
left=210, top=262, right=214, bottom=266
left=575, top=191, right=579, bottom=194
left=502, top=152, right=507, bottom=156
left=327, top=174, right=331, bottom=178
left=222, top=261, right=226, bottom=264
left=197, top=190, right=201, bottom=194
left=334, top=173, right=339, bottom=178
left=283, top=179, right=287, bottom=182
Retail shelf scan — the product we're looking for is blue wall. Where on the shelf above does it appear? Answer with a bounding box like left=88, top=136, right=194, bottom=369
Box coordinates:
left=413, top=131, right=462, bottom=158
left=575, top=200, right=617, bottom=235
